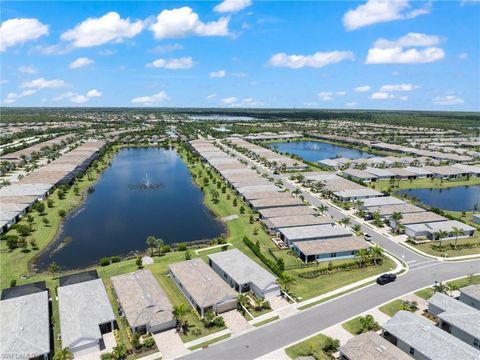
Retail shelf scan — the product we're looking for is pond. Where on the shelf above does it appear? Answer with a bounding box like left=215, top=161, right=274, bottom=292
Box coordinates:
left=398, top=185, right=480, bottom=212
left=265, top=140, right=375, bottom=162
left=36, top=147, right=226, bottom=270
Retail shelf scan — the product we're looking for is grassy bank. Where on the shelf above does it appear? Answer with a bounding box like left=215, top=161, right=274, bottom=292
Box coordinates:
left=369, top=176, right=480, bottom=193
left=415, top=274, right=480, bottom=300
left=410, top=236, right=480, bottom=257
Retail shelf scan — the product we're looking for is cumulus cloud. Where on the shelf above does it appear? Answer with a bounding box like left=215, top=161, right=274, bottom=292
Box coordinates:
left=3, top=89, right=37, bottom=104
left=131, top=91, right=170, bottom=105
left=318, top=92, right=333, bottom=101
left=432, top=95, right=464, bottom=105
left=379, top=83, right=417, bottom=92
left=220, top=96, right=263, bottom=107
left=220, top=96, right=238, bottom=105
left=69, top=57, right=93, bottom=69
left=53, top=89, right=102, bottom=104
left=370, top=92, right=394, bottom=100
left=354, top=85, right=371, bottom=92
left=343, top=0, right=430, bottom=31
left=150, top=7, right=229, bottom=40
left=346, top=101, right=358, bottom=107
left=336, top=91, right=347, bottom=96
left=209, top=69, right=226, bottom=78
left=206, top=94, right=217, bottom=100
left=18, top=65, right=38, bottom=74
left=214, top=0, right=252, bottom=13
left=86, top=89, right=102, bottom=97
left=21, top=77, right=66, bottom=89
left=459, top=52, right=468, bottom=60
left=269, top=51, right=354, bottom=69
left=0, top=18, right=49, bottom=52
left=366, top=33, right=445, bottom=64
left=147, top=57, right=195, bottom=69
left=61, top=12, right=143, bottom=47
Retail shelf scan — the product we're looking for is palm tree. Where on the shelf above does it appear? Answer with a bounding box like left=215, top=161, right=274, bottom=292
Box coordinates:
left=390, top=212, right=403, bottom=232
left=237, top=293, right=249, bottom=314
left=172, top=304, right=190, bottom=333
left=318, top=204, right=328, bottom=215
left=451, top=227, right=463, bottom=249
left=54, top=348, right=73, bottom=360
left=47, top=262, right=60, bottom=277
left=278, top=273, right=295, bottom=294
left=359, top=315, right=380, bottom=333
left=356, top=249, right=370, bottom=267
left=353, top=224, right=362, bottom=236
left=434, top=230, right=448, bottom=249
left=370, top=245, right=384, bottom=266
left=155, top=238, right=165, bottom=255
left=433, top=281, right=450, bottom=294
left=340, top=217, right=351, bottom=228
left=146, top=235, right=157, bottom=256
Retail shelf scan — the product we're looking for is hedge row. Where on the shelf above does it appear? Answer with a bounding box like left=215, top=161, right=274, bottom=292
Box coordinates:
left=243, top=237, right=283, bottom=277
left=299, top=259, right=382, bottom=279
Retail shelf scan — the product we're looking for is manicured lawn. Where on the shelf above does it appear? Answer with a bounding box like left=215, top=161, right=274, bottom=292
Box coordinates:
left=415, top=287, right=435, bottom=300
left=284, top=333, right=332, bottom=360
left=188, top=333, right=231, bottom=351
left=342, top=317, right=365, bottom=335
left=369, top=176, right=480, bottom=193
left=411, top=237, right=480, bottom=257
left=253, top=315, right=279, bottom=327
left=415, top=275, right=480, bottom=300
left=289, top=257, right=396, bottom=300
left=379, top=299, right=404, bottom=317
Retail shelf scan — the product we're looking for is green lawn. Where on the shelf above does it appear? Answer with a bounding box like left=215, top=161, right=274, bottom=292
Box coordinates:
left=411, top=237, right=480, bottom=257
left=289, top=257, right=396, bottom=300
left=285, top=333, right=332, bottom=360
left=253, top=315, right=279, bottom=327
left=342, top=315, right=380, bottom=335
left=379, top=299, right=404, bottom=317
left=369, top=176, right=480, bottom=193
left=188, top=333, right=231, bottom=351
left=415, top=275, right=480, bottom=300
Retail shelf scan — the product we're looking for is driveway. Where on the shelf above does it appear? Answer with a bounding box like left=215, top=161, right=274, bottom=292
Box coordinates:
left=222, top=310, right=252, bottom=334
left=153, top=329, right=190, bottom=360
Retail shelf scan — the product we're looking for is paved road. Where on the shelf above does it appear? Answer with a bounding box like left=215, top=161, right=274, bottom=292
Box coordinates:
left=179, top=145, right=480, bottom=360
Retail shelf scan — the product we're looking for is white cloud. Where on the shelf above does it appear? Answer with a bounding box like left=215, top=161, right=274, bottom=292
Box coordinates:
left=150, top=7, right=229, bottom=40
left=131, top=91, right=170, bottom=105
left=86, top=89, right=102, bottom=97
left=318, top=91, right=333, bottom=101
left=147, top=57, right=195, bottom=69
left=220, top=96, right=238, bottom=105
left=220, top=96, right=264, bottom=107
left=399, top=96, right=408, bottom=101
left=459, top=52, right=468, bottom=60
left=346, top=101, right=358, bottom=107
left=61, top=12, right=143, bottom=47
left=432, top=95, right=464, bottom=105
left=379, top=83, right=416, bottom=92
left=69, top=57, right=93, bottom=69
left=3, top=89, right=37, bottom=104
left=70, top=94, right=89, bottom=104
left=336, top=91, right=347, bottom=96
left=343, top=0, right=430, bottom=31
left=149, top=43, right=183, bottom=54
left=0, top=18, right=49, bottom=52
left=366, top=33, right=445, bottom=64
left=209, top=69, right=226, bottom=78
left=18, top=65, right=38, bottom=74
left=268, top=51, right=354, bottom=69
left=99, top=49, right=116, bottom=56
left=206, top=94, right=217, bottom=100
left=214, top=0, right=252, bottom=13
left=21, top=77, right=66, bottom=89
left=371, top=92, right=394, bottom=100
left=354, top=85, right=371, bottom=93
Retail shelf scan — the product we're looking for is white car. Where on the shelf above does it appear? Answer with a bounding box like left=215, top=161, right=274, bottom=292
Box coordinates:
left=364, top=233, right=372, bottom=241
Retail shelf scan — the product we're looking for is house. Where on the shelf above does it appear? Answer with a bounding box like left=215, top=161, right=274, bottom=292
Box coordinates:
left=452, top=163, right=480, bottom=177
left=237, top=184, right=281, bottom=196
left=111, top=270, right=175, bottom=334
left=472, top=214, right=480, bottom=225
left=404, top=220, right=475, bottom=240
left=249, top=197, right=304, bottom=210
left=208, top=249, right=280, bottom=298
left=332, top=188, right=383, bottom=202
left=264, top=215, right=333, bottom=232
left=318, top=159, right=342, bottom=169
left=58, top=275, right=115, bottom=357
left=382, top=311, right=480, bottom=360
left=424, top=166, right=466, bottom=179
left=427, top=292, right=480, bottom=349
left=387, top=168, right=417, bottom=180
left=169, top=258, right=237, bottom=317
left=339, top=331, right=411, bottom=360
left=364, top=167, right=395, bottom=181
left=459, top=285, right=480, bottom=310
left=405, top=167, right=434, bottom=178
left=0, top=283, right=50, bottom=360
left=258, top=206, right=316, bottom=219
left=366, top=203, right=426, bottom=218
left=278, top=224, right=351, bottom=246
left=389, top=211, right=446, bottom=229
left=342, top=168, right=378, bottom=183
left=292, top=236, right=369, bottom=263
left=242, top=190, right=293, bottom=201
left=361, top=196, right=406, bottom=209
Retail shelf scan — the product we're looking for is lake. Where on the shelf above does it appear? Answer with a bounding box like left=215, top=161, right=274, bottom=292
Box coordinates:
left=265, top=140, right=375, bottom=162
left=398, top=185, right=480, bottom=212
left=36, top=147, right=226, bottom=270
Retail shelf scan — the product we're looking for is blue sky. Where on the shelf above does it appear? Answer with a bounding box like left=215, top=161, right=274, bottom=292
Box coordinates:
left=1, top=0, right=479, bottom=110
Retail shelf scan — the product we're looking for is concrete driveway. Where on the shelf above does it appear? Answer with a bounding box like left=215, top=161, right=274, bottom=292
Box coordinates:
left=222, top=310, right=252, bottom=334
left=154, top=329, right=190, bottom=360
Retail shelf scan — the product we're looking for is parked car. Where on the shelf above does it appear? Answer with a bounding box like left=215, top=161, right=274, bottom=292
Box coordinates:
left=377, top=273, right=396, bottom=285
left=364, top=214, right=373, bottom=221
left=364, top=233, right=372, bottom=241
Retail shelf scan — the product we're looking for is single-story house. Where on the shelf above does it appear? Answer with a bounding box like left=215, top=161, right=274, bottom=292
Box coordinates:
left=389, top=211, right=446, bottom=229
left=342, top=169, right=378, bottom=183
left=264, top=215, right=333, bottom=232
left=364, top=167, right=395, bottom=181
left=382, top=311, right=480, bottom=360
left=387, top=168, right=417, bottom=180
left=169, top=259, right=237, bottom=317
left=472, top=214, right=480, bottom=225
left=318, top=159, right=342, bottom=169
left=208, top=249, right=280, bottom=298
left=249, top=196, right=304, bottom=210
left=339, top=331, right=411, bottom=360
left=452, top=163, right=480, bottom=177
left=366, top=203, right=426, bottom=218
left=405, top=167, right=434, bottom=178
left=242, top=190, right=293, bottom=201
left=332, top=188, right=383, bottom=202
left=111, top=270, right=175, bottom=334
left=237, top=184, right=281, bottom=196
left=427, top=292, right=480, bottom=349
left=58, top=277, right=116, bottom=357
left=258, top=206, right=316, bottom=219
left=361, top=196, right=406, bottom=209
left=459, top=285, right=480, bottom=310
left=424, top=166, right=467, bottom=179
left=0, top=283, right=50, bottom=360
left=404, top=220, right=475, bottom=240
left=292, top=236, right=369, bottom=263
left=278, top=224, right=351, bottom=246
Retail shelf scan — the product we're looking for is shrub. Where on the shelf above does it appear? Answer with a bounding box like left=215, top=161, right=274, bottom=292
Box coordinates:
left=110, top=256, right=121, bottom=263
left=143, top=337, right=155, bottom=348
left=177, top=243, right=188, bottom=251
left=243, top=237, right=283, bottom=277
left=10, top=279, right=16, bottom=287
left=58, top=209, right=66, bottom=217
left=16, top=224, right=32, bottom=237
left=100, top=257, right=111, bottom=266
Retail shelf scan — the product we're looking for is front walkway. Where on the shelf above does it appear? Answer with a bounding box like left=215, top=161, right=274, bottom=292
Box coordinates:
left=222, top=310, right=253, bottom=334
left=153, top=329, right=190, bottom=360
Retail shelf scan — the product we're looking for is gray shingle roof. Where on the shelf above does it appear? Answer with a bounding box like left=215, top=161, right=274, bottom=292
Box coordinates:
left=279, top=224, right=351, bottom=241
left=460, top=284, right=480, bottom=302
left=339, top=332, right=411, bottom=360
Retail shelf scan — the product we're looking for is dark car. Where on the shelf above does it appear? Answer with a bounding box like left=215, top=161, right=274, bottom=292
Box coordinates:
left=376, top=273, right=396, bottom=285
